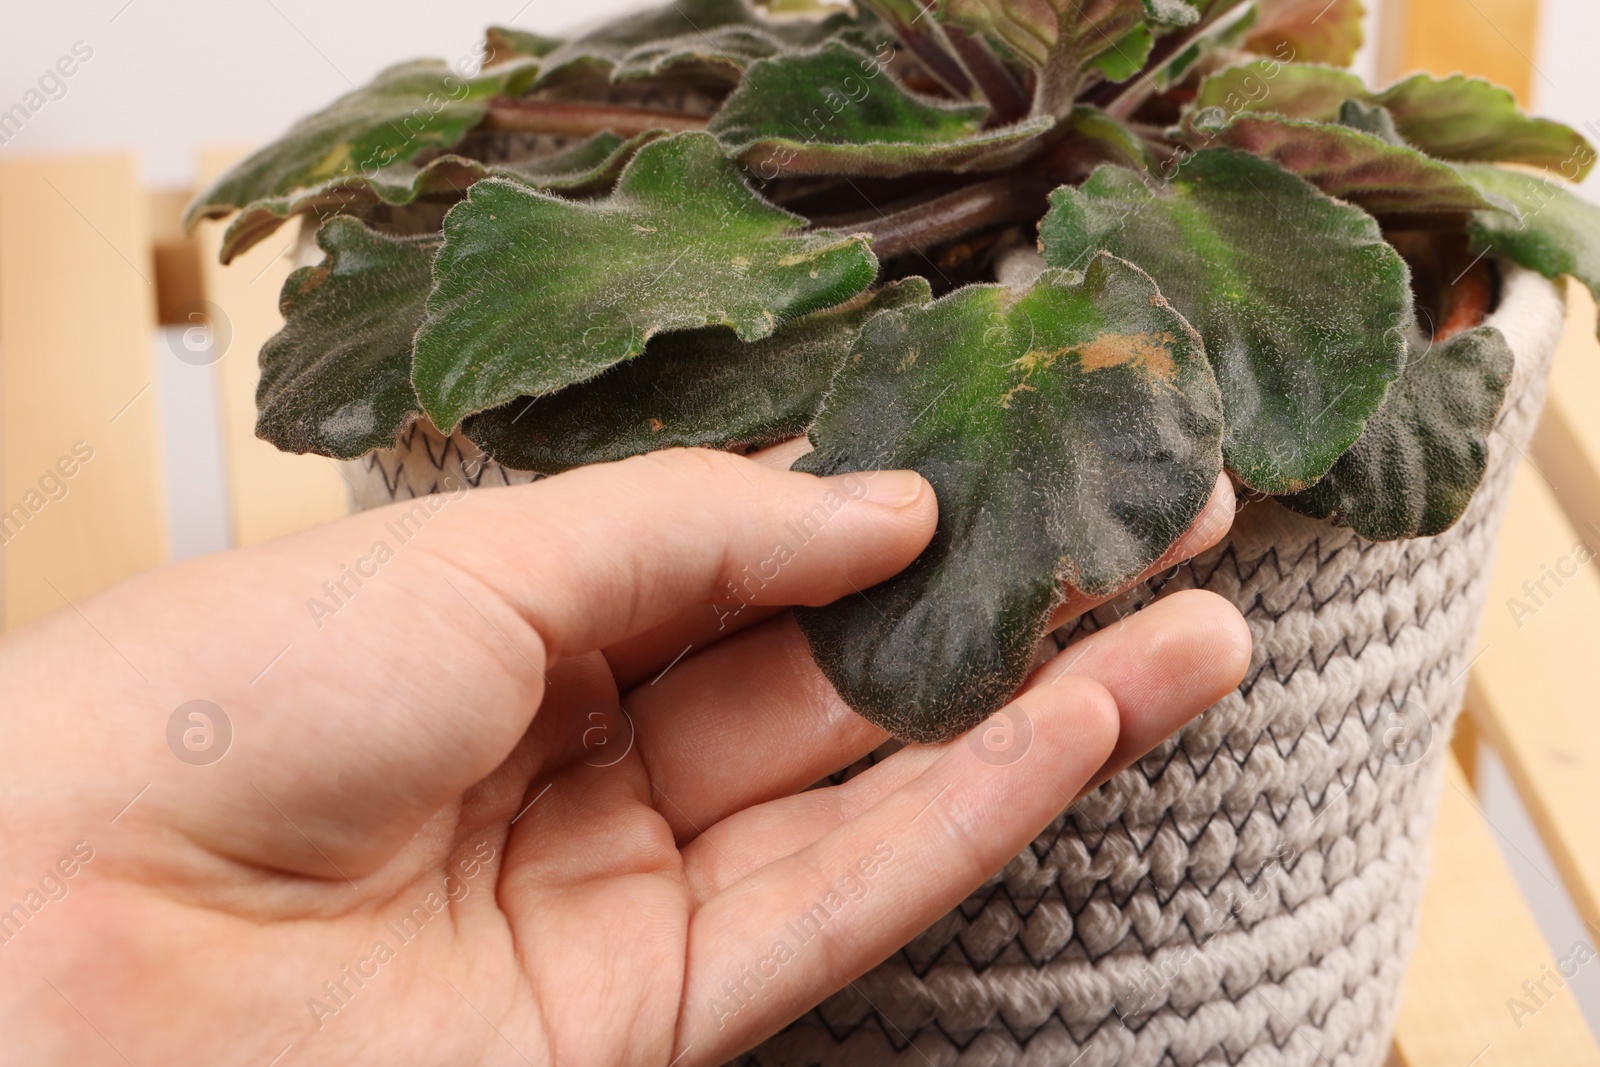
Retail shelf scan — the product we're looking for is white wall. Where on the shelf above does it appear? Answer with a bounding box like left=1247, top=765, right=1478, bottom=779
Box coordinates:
left=1535, top=0, right=1600, bottom=203
left=2, top=1, right=1593, bottom=191
left=0, top=0, right=644, bottom=186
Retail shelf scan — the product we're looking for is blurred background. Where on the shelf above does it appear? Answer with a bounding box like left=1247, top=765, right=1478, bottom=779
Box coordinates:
left=2, top=0, right=1599, bottom=1053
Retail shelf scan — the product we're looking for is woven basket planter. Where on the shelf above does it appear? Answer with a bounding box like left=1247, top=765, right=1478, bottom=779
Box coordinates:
left=340, top=266, right=1566, bottom=1067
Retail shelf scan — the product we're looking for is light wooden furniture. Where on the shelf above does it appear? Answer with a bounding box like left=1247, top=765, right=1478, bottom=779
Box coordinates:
left=0, top=156, right=167, bottom=630
left=1379, top=0, right=1544, bottom=103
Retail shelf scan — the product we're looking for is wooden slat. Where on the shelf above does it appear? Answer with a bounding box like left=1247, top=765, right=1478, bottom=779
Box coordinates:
left=1531, top=282, right=1600, bottom=545
left=194, top=147, right=349, bottom=547
left=1466, top=456, right=1600, bottom=937
left=1393, top=757, right=1600, bottom=1066
left=1449, top=709, right=1479, bottom=790
left=1379, top=0, right=1543, bottom=103
left=0, top=156, right=167, bottom=630
left=149, top=187, right=205, bottom=326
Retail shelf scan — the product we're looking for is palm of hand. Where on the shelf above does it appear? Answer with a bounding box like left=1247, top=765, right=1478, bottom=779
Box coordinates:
left=0, top=451, right=1246, bottom=1067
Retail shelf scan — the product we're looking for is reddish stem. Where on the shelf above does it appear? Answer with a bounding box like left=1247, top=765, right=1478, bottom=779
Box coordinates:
left=845, top=179, right=1054, bottom=260
left=944, top=26, right=1031, bottom=125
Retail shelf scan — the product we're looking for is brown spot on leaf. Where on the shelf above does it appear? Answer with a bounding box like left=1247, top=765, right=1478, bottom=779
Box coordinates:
left=648, top=417, right=665, bottom=432
left=1077, top=332, right=1179, bottom=381
left=1003, top=332, right=1180, bottom=407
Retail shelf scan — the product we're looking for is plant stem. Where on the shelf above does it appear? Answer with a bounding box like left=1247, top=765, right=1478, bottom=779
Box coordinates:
left=483, top=100, right=710, bottom=138
left=843, top=179, right=1054, bottom=260
left=944, top=27, right=1031, bottom=125
left=856, top=0, right=977, bottom=101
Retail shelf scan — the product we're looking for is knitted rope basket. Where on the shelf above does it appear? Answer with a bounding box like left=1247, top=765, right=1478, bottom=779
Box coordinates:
left=340, top=266, right=1566, bottom=1067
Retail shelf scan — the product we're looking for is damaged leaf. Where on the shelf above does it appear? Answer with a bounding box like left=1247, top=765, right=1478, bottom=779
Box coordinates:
left=710, top=42, right=1053, bottom=177
left=1039, top=149, right=1412, bottom=493
left=411, top=131, right=879, bottom=431
left=794, top=254, right=1222, bottom=741
left=184, top=58, right=539, bottom=231
left=1280, top=325, right=1514, bottom=539
left=462, top=279, right=933, bottom=472
left=1192, top=64, right=1596, bottom=177
left=257, top=218, right=436, bottom=458
left=216, top=130, right=667, bottom=264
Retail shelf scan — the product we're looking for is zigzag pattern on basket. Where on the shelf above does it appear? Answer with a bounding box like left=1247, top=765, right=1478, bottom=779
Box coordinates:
left=343, top=419, right=542, bottom=510
left=737, top=268, right=1566, bottom=1067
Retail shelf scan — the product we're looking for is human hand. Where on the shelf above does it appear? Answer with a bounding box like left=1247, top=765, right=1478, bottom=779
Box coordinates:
left=0, top=448, right=1248, bottom=1066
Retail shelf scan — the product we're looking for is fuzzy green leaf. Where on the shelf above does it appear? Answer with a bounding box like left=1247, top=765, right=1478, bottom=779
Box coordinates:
left=215, top=130, right=667, bottom=264
left=1462, top=164, right=1600, bottom=336
left=1192, top=65, right=1596, bottom=178
left=1204, top=114, right=1509, bottom=217
left=709, top=42, right=1051, bottom=177
left=1190, top=62, right=1368, bottom=129
left=1244, top=0, right=1365, bottom=67
left=184, top=59, right=538, bottom=232
left=1379, top=74, right=1596, bottom=176
left=256, top=218, right=435, bottom=459
left=412, top=132, right=878, bottom=432
left=1088, top=25, right=1155, bottom=84
left=1279, top=325, right=1513, bottom=539
left=793, top=255, right=1222, bottom=742
left=462, top=279, right=932, bottom=473
left=1337, top=99, right=1403, bottom=144
left=533, top=0, right=852, bottom=87
left=938, top=0, right=1195, bottom=116
left=1068, top=106, right=1162, bottom=175
left=484, top=26, right=563, bottom=62
left=1039, top=150, right=1411, bottom=493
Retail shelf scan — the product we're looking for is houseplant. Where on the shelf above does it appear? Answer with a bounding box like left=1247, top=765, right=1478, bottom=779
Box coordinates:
left=186, top=0, right=1600, bottom=1062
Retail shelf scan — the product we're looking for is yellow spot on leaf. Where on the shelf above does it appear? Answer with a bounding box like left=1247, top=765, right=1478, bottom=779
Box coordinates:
left=897, top=348, right=919, bottom=372
left=1002, top=332, right=1179, bottom=408
left=732, top=256, right=750, bottom=267
left=309, top=142, right=355, bottom=179
left=634, top=225, right=658, bottom=234
left=1077, top=332, right=1179, bottom=381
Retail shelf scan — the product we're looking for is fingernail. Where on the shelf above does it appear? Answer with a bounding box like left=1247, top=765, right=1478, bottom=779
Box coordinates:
left=826, top=470, right=926, bottom=509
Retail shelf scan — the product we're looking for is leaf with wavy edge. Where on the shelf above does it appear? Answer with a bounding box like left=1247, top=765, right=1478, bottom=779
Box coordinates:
left=938, top=0, right=1197, bottom=116
left=1280, top=325, right=1513, bottom=539
left=184, top=58, right=540, bottom=233
left=709, top=42, right=1052, bottom=177
left=1462, top=163, right=1600, bottom=338
left=1067, top=106, right=1162, bottom=176
left=1203, top=114, right=1509, bottom=217
left=1243, top=0, right=1365, bottom=67
left=1191, top=64, right=1596, bottom=178
left=256, top=218, right=436, bottom=459
left=412, top=132, right=878, bottom=432
left=533, top=0, right=855, bottom=88
left=215, top=130, right=668, bottom=264
left=462, top=279, right=933, bottom=473
left=484, top=26, right=563, bottom=63
left=792, top=254, right=1222, bottom=742
left=1039, top=150, right=1412, bottom=493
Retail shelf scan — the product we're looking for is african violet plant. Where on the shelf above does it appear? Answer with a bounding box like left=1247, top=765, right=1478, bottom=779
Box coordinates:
left=186, top=0, right=1600, bottom=743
